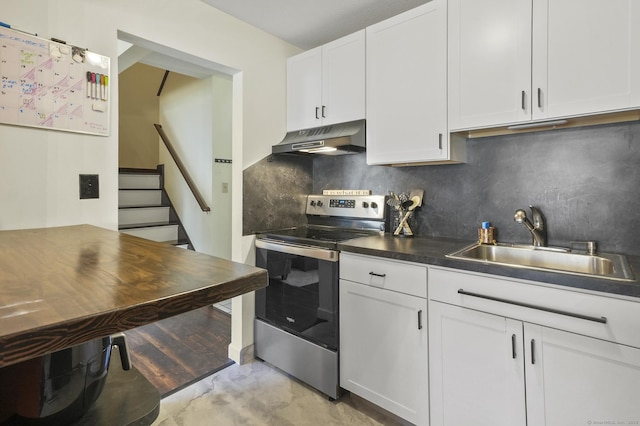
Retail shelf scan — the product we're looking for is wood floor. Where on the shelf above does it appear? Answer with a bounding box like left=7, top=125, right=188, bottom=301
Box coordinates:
left=124, top=305, right=233, bottom=397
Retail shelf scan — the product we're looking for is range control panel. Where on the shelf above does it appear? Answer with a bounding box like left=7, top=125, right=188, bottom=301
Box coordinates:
left=306, top=195, right=386, bottom=220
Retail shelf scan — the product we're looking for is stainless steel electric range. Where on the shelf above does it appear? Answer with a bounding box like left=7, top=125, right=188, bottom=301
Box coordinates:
left=254, top=194, right=387, bottom=399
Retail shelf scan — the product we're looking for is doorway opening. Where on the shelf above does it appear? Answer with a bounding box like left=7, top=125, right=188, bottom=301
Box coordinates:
left=117, top=30, right=237, bottom=396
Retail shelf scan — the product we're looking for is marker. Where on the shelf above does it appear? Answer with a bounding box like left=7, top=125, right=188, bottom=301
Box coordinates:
left=91, top=73, right=96, bottom=99
left=103, top=75, right=108, bottom=101
left=0, top=21, right=37, bottom=36
left=100, top=74, right=105, bottom=100
left=86, top=72, right=91, bottom=98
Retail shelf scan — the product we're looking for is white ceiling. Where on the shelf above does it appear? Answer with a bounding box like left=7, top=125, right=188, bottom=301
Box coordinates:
left=200, top=0, right=430, bottom=50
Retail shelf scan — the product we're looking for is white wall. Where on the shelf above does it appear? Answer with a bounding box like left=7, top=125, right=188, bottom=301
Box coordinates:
left=211, top=76, right=233, bottom=260
left=2, top=0, right=300, bottom=361
left=159, top=73, right=218, bottom=256
left=0, top=2, right=118, bottom=231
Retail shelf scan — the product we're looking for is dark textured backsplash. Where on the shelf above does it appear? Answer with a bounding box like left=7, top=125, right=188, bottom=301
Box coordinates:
left=244, top=121, right=640, bottom=256
left=243, top=154, right=313, bottom=235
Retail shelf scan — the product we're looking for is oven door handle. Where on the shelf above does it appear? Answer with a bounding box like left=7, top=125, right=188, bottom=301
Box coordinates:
left=255, top=239, right=339, bottom=262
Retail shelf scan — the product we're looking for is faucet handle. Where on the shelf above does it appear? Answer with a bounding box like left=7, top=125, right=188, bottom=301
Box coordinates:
left=570, top=240, right=597, bottom=255
left=514, top=209, right=528, bottom=223
left=528, top=205, right=545, bottom=229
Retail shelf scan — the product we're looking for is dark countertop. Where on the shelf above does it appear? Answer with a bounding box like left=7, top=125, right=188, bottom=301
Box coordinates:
left=0, top=225, right=268, bottom=368
left=338, top=234, right=640, bottom=299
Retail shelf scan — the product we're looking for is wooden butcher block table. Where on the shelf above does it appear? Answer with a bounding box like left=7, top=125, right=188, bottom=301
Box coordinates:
left=0, top=224, right=266, bottom=368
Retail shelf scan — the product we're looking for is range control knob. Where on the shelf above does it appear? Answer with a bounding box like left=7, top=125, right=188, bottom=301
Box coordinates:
left=371, top=202, right=378, bottom=209
left=310, top=200, right=316, bottom=207
left=317, top=201, right=323, bottom=207
left=362, top=201, right=369, bottom=208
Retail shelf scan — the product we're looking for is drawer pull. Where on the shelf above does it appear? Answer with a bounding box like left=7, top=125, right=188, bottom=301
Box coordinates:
left=511, top=334, right=517, bottom=359
left=457, top=289, right=607, bottom=324
left=418, top=310, right=423, bottom=330
left=369, top=272, right=386, bottom=278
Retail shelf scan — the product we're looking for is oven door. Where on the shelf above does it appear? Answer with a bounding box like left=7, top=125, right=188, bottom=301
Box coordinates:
left=255, top=239, right=339, bottom=351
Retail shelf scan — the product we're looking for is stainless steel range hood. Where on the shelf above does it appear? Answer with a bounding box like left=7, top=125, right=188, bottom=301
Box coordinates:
left=272, top=119, right=365, bottom=156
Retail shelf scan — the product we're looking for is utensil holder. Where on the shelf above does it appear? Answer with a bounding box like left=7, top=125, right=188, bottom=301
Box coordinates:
left=393, top=210, right=415, bottom=237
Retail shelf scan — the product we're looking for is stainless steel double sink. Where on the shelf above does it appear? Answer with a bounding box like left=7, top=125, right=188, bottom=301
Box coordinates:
left=447, top=243, right=635, bottom=281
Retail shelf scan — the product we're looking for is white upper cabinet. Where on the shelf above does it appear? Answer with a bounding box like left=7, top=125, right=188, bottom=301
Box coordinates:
left=286, top=47, right=322, bottom=131
left=366, top=0, right=465, bottom=165
left=286, top=30, right=365, bottom=131
left=448, top=0, right=532, bottom=130
left=449, top=0, right=640, bottom=131
left=533, top=0, right=640, bottom=120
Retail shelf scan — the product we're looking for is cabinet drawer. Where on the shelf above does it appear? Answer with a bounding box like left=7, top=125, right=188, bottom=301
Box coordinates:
left=340, top=253, right=427, bottom=298
left=429, top=266, right=640, bottom=348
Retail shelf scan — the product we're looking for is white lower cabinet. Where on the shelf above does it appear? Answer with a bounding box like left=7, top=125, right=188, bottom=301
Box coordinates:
left=340, top=253, right=428, bottom=425
left=429, top=302, right=527, bottom=426
left=429, top=267, right=640, bottom=426
left=525, top=323, right=640, bottom=426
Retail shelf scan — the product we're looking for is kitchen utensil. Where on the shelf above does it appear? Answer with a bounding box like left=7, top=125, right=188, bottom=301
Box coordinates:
left=408, top=189, right=424, bottom=207
left=386, top=197, right=401, bottom=210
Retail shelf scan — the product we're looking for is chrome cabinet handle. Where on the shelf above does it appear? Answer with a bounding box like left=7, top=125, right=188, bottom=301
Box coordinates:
left=418, top=310, right=423, bottom=330
left=511, top=334, right=517, bottom=359
left=369, top=271, right=386, bottom=278
left=438, top=133, right=443, bottom=150
left=521, top=90, right=526, bottom=111
left=457, top=289, right=607, bottom=324
left=315, top=107, right=319, bottom=119
left=321, top=105, right=326, bottom=118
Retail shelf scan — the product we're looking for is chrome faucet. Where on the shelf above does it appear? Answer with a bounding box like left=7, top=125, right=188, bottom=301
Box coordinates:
left=514, top=206, right=547, bottom=247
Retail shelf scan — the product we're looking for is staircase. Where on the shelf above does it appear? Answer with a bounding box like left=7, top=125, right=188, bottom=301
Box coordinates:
left=118, top=168, right=192, bottom=249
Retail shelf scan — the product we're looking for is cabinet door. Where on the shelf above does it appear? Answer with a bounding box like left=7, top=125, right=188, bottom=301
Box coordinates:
left=321, top=30, right=365, bottom=126
left=429, top=301, right=527, bottom=426
left=340, top=279, right=428, bottom=425
left=448, top=0, right=532, bottom=130
left=286, top=47, right=322, bottom=131
left=532, top=0, right=640, bottom=120
left=525, top=323, right=640, bottom=426
left=366, top=1, right=449, bottom=165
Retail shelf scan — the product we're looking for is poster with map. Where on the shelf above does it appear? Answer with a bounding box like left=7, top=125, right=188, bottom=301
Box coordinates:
left=0, top=26, right=110, bottom=136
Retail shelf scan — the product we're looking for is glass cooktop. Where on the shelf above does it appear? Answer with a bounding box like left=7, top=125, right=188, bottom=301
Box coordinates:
left=257, top=225, right=378, bottom=249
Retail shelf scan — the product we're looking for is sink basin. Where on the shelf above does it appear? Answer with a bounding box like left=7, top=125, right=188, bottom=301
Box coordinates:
left=446, top=243, right=635, bottom=281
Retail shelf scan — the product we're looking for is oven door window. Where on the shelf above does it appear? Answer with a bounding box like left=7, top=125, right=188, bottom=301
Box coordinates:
left=255, top=247, right=338, bottom=351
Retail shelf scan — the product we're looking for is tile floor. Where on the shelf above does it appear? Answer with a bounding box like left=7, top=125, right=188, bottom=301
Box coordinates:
left=151, top=359, right=408, bottom=426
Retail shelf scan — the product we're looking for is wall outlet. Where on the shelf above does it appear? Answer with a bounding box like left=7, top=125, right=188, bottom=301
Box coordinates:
left=222, top=182, right=229, bottom=193
left=79, top=174, right=99, bottom=199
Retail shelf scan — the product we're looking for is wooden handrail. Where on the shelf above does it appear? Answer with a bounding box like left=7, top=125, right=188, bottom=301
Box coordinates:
left=154, top=123, right=211, bottom=212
